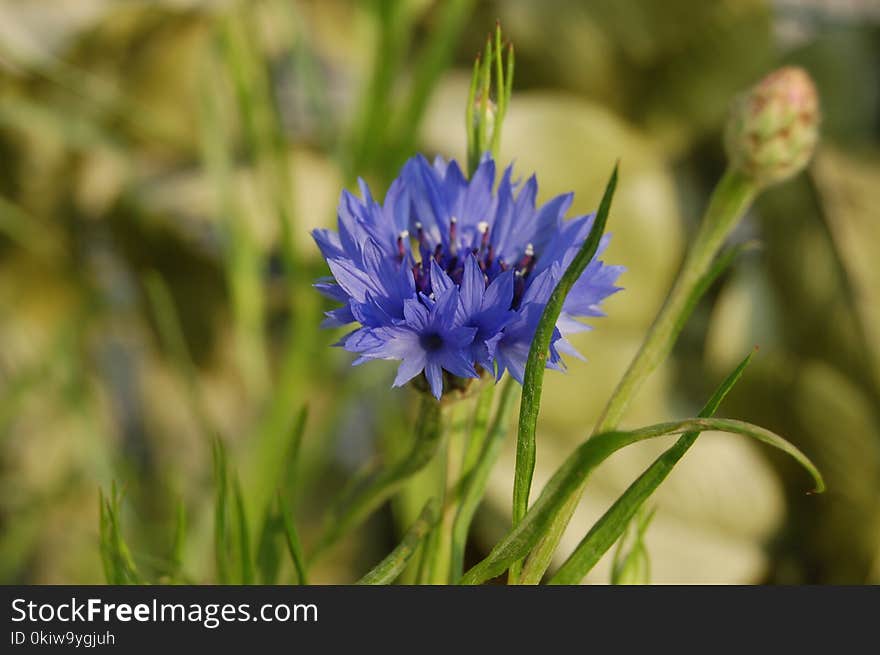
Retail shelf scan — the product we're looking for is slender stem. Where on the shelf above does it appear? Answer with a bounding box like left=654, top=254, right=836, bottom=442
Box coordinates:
left=357, top=499, right=438, bottom=585
left=450, top=377, right=517, bottom=582
left=520, top=168, right=757, bottom=584
left=595, top=169, right=756, bottom=432
left=423, top=402, right=469, bottom=584
left=310, top=393, right=442, bottom=562
left=460, top=382, right=496, bottom=479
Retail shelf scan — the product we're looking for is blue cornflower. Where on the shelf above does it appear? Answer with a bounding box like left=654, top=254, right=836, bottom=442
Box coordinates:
left=312, top=154, right=624, bottom=399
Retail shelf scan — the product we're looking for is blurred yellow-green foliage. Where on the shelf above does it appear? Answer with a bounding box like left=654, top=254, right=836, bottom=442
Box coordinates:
left=1, top=0, right=878, bottom=584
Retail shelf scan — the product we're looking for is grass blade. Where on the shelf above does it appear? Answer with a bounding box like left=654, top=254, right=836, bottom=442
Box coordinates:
left=547, top=351, right=754, bottom=585
left=255, top=404, right=309, bottom=584
left=461, top=414, right=822, bottom=585
left=212, top=438, right=230, bottom=585
left=98, top=483, right=142, bottom=585
left=169, top=498, right=186, bottom=584
left=278, top=492, right=309, bottom=585
left=358, top=499, right=439, bottom=585
left=232, top=475, right=253, bottom=585
left=509, top=164, right=617, bottom=582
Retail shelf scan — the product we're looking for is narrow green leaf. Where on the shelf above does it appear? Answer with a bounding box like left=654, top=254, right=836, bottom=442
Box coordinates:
left=610, top=507, right=655, bottom=585
left=509, top=164, right=617, bottom=582
left=255, top=403, right=308, bottom=585
left=415, top=517, right=441, bottom=585
left=489, top=23, right=504, bottom=156
left=98, top=490, right=114, bottom=584
left=170, top=498, right=186, bottom=584
left=461, top=415, right=822, bottom=585
left=232, top=475, right=253, bottom=585
left=278, top=492, right=309, bottom=585
left=312, top=394, right=442, bottom=560
left=465, top=53, right=481, bottom=176
left=358, top=499, right=439, bottom=585
left=450, top=377, right=517, bottom=582
left=504, top=42, right=515, bottom=111
left=99, top=483, right=141, bottom=585
left=287, top=404, right=309, bottom=487
left=255, top=507, right=282, bottom=586
left=475, top=35, right=492, bottom=159
left=212, top=438, right=230, bottom=585
left=521, top=197, right=760, bottom=585
left=548, top=351, right=754, bottom=584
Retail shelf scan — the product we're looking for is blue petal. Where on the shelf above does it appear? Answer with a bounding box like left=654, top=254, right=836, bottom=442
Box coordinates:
left=459, top=254, right=485, bottom=318
left=312, top=228, right=344, bottom=260
left=429, top=259, right=454, bottom=295
left=393, top=351, right=428, bottom=387
left=402, top=297, right=430, bottom=330
left=425, top=361, right=444, bottom=399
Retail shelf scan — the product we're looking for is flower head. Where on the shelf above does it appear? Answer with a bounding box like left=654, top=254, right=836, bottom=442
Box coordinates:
left=313, top=154, right=623, bottom=399
left=724, top=66, right=820, bottom=187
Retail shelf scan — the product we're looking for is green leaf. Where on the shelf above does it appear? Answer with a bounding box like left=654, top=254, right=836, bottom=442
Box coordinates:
left=98, top=483, right=142, bottom=585
left=288, top=404, right=309, bottom=479
left=465, top=53, right=480, bottom=176
left=232, top=475, right=253, bottom=585
left=278, top=492, right=309, bottom=585
left=450, top=377, right=518, bottom=582
left=255, top=404, right=308, bottom=585
left=358, top=499, right=439, bottom=585
left=255, top=507, right=283, bottom=585
left=509, top=164, right=618, bottom=582
left=610, top=507, right=655, bottom=585
left=548, top=351, right=754, bottom=584
left=212, top=438, right=230, bottom=585
left=169, top=498, right=186, bottom=584
left=312, top=394, right=442, bottom=560
left=521, top=204, right=759, bottom=585
left=98, top=491, right=114, bottom=584
left=461, top=415, right=823, bottom=585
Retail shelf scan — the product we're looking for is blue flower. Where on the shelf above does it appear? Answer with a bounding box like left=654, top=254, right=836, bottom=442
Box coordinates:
left=312, top=154, right=624, bottom=399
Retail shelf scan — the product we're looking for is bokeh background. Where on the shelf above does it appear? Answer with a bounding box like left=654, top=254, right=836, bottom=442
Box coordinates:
left=1, top=0, right=878, bottom=584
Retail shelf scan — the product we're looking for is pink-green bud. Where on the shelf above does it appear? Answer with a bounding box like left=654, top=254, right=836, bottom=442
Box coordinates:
left=724, top=67, right=820, bottom=187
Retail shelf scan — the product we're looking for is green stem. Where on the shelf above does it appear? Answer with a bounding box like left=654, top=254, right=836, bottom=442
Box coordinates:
left=310, top=393, right=442, bottom=562
left=595, top=169, right=756, bottom=433
left=426, top=402, right=467, bottom=584
left=450, top=377, right=517, bottom=582
left=460, top=383, right=496, bottom=480
left=358, top=499, right=438, bottom=585
left=520, top=168, right=757, bottom=584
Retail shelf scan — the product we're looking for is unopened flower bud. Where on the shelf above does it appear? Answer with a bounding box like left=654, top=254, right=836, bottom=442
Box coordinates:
left=724, top=67, right=820, bottom=187
left=473, top=94, right=497, bottom=138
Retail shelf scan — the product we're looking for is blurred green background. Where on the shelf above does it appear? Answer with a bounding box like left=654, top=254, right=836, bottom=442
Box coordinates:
left=1, top=0, right=878, bottom=584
